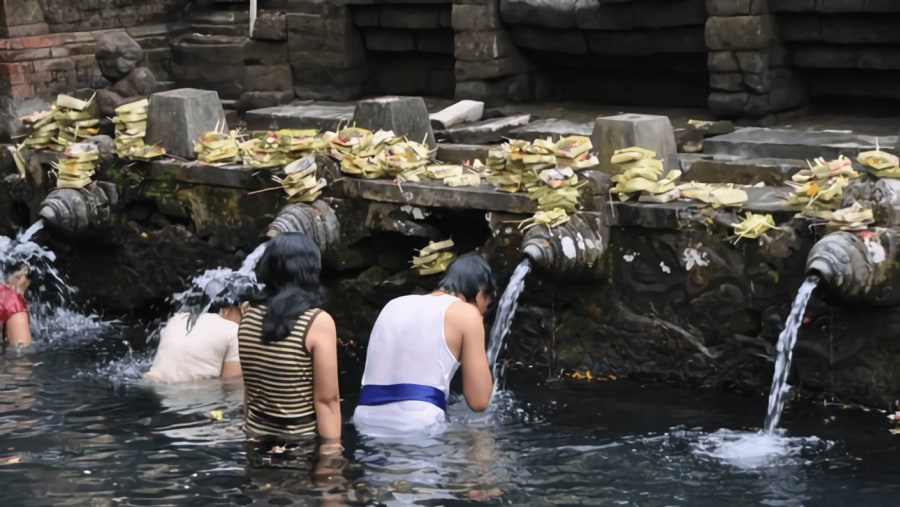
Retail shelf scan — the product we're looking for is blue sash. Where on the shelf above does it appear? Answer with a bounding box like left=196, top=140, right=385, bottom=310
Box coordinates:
left=357, top=383, right=447, bottom=412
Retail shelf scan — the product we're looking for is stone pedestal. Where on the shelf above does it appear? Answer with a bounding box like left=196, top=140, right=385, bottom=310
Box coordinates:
left=592, top=114, right=678, bottom=172
left=352, top=96, right=436, bottom=149
left=146, top=88, right=227, bottom=160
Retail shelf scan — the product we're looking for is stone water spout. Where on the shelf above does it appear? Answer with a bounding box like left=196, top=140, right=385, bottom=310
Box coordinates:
left=520, top=212, right=608, bottom=277
left=38, top=182, right=118, bottom=237
left=805, top=228, right=900, bottom=305
left=265, top=200, right=340, bottom=256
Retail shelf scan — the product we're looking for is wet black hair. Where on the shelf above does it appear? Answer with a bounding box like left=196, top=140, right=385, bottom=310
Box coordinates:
left=249, top=232, right=324, bottom=343
left=437, top=252, right=496, bottom=303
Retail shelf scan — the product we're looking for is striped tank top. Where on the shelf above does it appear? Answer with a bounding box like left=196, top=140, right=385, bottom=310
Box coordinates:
left=238, top=304, right=322, bottom=440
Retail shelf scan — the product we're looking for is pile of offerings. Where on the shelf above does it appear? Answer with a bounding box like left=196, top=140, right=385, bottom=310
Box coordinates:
left=857, top=148, right=900, bottom=178
left=411, top=239, right=456, bottom=275
left=53, top=94, right=99, bottom=150
left=194, top=131, right=240, bottom=165
left=52, top=142, right=98, bottom=189
left=608, top=147, right=681, bottom=203
left=784, top=156, right=859, bottom=215
left=240, top=131, right=287, bottom=168
left=272, top=155, right=327, bottom=202
left=113, top=99, right=165, bottom=161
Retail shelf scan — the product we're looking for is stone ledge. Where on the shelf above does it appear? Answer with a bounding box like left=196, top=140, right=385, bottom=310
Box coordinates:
left=338, top=177, right=536, bottom=213
left=144, top=159, right=271, bottom=189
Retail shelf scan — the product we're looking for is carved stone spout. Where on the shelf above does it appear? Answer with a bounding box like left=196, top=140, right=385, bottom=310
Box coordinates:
left=805, top=228, right=900, bottom=305
left=265, top=200, right=340, bottom=256
left=520, top=211, right=609, bottom=278
left=38, top=182, right=118, bottom=237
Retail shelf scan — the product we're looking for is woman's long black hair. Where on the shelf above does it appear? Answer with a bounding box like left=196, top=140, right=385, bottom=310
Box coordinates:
left=249, top=232, right=324, bottom=343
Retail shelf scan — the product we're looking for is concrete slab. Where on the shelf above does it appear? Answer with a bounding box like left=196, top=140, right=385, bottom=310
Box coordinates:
left=703, top=127, right=899, bottom=161
left=244, top=104, right=355, bottom=132
left=337, top=178, right=535, bottom=214
left=508, top=119, right=594, bottom=142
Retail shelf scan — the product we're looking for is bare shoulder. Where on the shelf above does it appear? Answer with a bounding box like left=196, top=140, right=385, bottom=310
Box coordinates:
left=446, top=300, right=483, bottom=324
left=309, top=310, right=336, bottom=335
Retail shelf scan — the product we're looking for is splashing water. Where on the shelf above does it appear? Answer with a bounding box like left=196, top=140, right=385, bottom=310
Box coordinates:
left=1, top=220, right=112, bottom=349
left=168, top=242, right=268, bottom=316
left=487, top=258, right=532, bottom=383
left=764, top=274, right=820, bottom=434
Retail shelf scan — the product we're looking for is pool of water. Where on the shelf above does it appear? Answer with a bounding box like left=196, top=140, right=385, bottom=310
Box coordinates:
left=3, top=327, right=900, bottom=507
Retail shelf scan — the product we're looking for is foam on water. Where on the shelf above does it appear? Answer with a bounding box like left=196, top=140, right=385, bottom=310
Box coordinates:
left=692, top=428, right=834, bottom=470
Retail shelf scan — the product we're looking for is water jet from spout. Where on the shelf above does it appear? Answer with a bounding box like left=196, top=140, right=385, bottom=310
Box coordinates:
left=487, top=257, right=532, bottom=384
left=763, top=274, right=819, bottom=434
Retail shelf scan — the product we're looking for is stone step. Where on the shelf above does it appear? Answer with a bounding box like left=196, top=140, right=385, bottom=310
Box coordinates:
left=244, top=104, right=356, bottom=132
left=703, top=127, right=899, bottom=161
left=188, top=23, right=249, bottom=37
left=187, top=10, right=250, bottom=25
left=435, top=143, right=496, bottom=164
left=441, top=114, right=531, bottom=144
left=508, top=118, right=593, bottom=141
left=679, top=154, right=806, bottom=186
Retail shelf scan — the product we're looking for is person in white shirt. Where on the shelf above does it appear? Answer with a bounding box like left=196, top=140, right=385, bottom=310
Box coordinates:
left=144, top=278, right=246, bottom=383
left=352, top=252, right=496, bottom=437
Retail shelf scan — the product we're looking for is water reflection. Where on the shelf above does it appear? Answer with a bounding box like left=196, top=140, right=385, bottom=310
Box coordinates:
left=3, top=346, right=900, bottom=506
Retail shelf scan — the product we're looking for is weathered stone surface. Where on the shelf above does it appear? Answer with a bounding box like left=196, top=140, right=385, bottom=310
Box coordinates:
left=352, top=96, right=436, bottom=148
left=455, top=31, right=518, bottom=61
left=451, top=3, right=500, bottom=31
left=243, top=64, right=292, bottom=92
left=706, top=0, right=768, bottom=16
left=244, top=104, right=355, bottom=131
left=633, top=0, right=707, bottom=27
left=710, top=72, right=744, bottom=92
left=145, top=88, right=228, bottom=160
left=708, top=51, right=739, bottom=72
left=252, top=10, right=287, bottom=40
left=339, top=177, right=535, bottom=214
left=434, top=143, right=495, bottom=164
left=705, top=16, right=775, bottom=50
left=499, top=0, right=579, bottom=28
left=234, top=91, right=294, bottom=112
left=703, top=127, right=896, bottom=161
left=243, top=40, right=288, bottom=66
left=509, top=118, right=594, bottom=141
left=592, top=114, right=679, bottom=172
left=1, top=0, right=46, bottom=27
left=681, top=155, right=804, bottom=185
left=455, top=56, right=526, bottom=81
left=95, top=31, right=143, bottom=81
left=444, top=114, right=531, bottom=144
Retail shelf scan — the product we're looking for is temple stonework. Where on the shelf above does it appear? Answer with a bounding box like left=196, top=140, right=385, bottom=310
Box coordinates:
left=3, top=0, right=900, bottom=122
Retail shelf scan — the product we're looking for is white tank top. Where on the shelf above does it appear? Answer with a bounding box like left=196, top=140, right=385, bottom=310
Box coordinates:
left=353, top=293, right=461, bottom=436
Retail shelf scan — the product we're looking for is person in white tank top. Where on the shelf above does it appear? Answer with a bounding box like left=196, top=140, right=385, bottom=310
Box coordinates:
left=353, top=252, right=497, bottom=437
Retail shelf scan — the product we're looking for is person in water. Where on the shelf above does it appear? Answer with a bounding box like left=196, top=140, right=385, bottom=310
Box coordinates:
left=238, top=232, right=341, bottom=455
left=143, top=277, right=245, bottom=383
left=1, top=261, right=32, bottom=349
left=353, top=251, right=496, bottom=436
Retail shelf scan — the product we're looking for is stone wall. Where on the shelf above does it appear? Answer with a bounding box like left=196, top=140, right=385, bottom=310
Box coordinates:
left=353, top=2, right=455, bottom=98
left=498, top=0, right=710, bottom=106
left=774, top=1, right=900, bottom=110
left=0, top=0, right=178, bottom=99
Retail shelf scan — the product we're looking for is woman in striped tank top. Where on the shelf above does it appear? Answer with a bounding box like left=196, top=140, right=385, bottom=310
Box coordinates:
left=238, top=233, right=342, bottom=457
